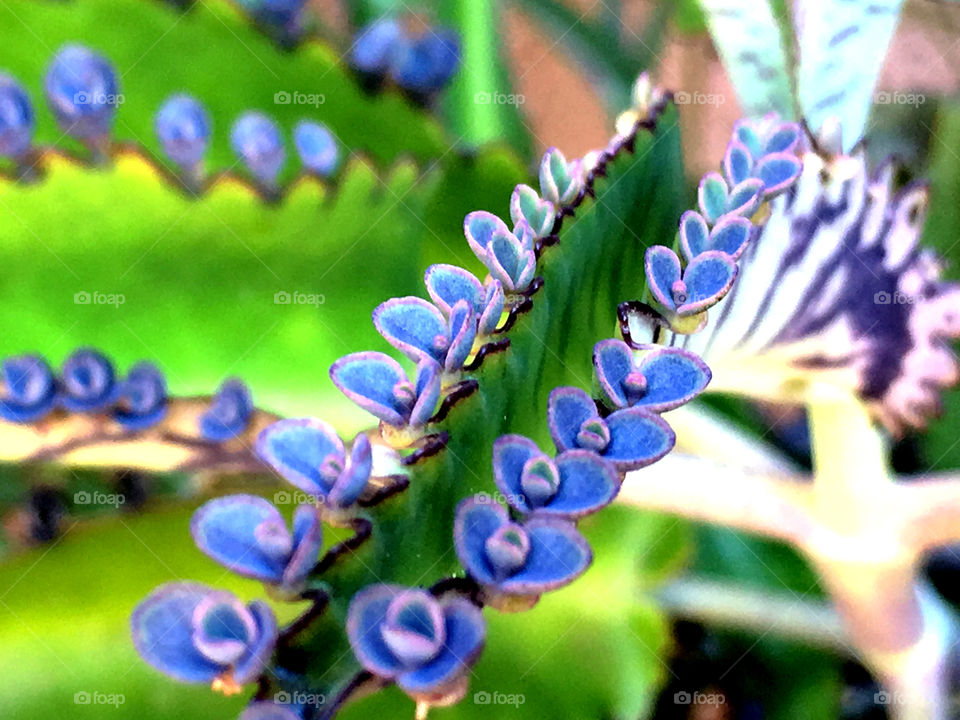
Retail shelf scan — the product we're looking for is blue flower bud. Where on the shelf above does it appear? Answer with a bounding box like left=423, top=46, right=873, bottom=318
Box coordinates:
left=547, top=386, right=674, bottom=471
left=645, top=245, right=738, bottom=324
left=592, top=338, right=711, bottom=412
left=256, top=419, right=373, bottom=510
left=0, top=73, right=33, bottom=161
left=390, top=28, right=461, bottom=94
left=131, top=582, right=277, bottom=686
left=493, top=435, right=619, bottom=518
left=44, top=45, right=120, bottom=141
left=0, top=355, right=56, bottom=423
left=192, top=495, right=322, bottom=593
left=372, top=296, right=476, bottom=372
left=59, top=348, right=118, bottom=413
left=330, top=352, right=440, bottom=429
left=347, top=584, right=484, bottom=697
left=113, top=362, right=167, bottom=431
left=155, top=94, right=211, bottom=172
left=293, top=121, right=339, bottom=177
left=230, top=111, right=285, bottom=187
left=350, top=19, right=403, bottom=75
left=454, top=496, right=591, bottom=601
left=200, top=378, right=253, bottom=442
left=256, top=0, right=305, bottom=27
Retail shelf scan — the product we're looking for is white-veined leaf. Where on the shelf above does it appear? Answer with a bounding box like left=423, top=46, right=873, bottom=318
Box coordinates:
left=699, top=0, right=794, bottom=118
left=795, top=0, right=904, bottom=152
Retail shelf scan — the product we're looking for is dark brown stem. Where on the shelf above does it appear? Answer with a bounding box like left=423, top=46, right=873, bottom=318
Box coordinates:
left=357, top=474, right=410, bottom=508
left=313, top=671, right=377, bottom=720
left=310, top=517, right=372, bottom=577
left=429, top=575, right=483, bottom=605
left=462, top=338, right=510, bottom=372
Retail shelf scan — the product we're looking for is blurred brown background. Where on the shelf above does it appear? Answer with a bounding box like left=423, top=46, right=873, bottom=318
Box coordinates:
left=319, top=0, right=960, bottom=174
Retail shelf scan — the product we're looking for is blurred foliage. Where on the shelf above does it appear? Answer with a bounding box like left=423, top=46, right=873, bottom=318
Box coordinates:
left=0, top=0, right=448, bottom=178
left=512, top=0, right=671, bottom=112
left=438, top=0, right=533, bottom=157
left=0, top=148, right=524, bottom=429
left=0, top=502, right=254, bottom=719
left=689, top=526, right=843, bottom=720
left=918, top=99, right=960, bottom=470
left=0, top=497, right=690, bottom=720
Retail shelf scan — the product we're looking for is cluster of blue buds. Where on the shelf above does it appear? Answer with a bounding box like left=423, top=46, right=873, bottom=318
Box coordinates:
left=0, top=45, right=119, bottom=168
left=131, top=423, right=378, bottom=692
left=152, top=105, right=339, bottom=192
left=0, top=347, right=253, bottom=442
left=129, top=92, right=771, bottom=717
left=0, top=44, right=341, bottom=194
left=453, top=335, right=711, bottom=610
left=325, top=168, right=581, bottom=449
left=643, top=118, right=802, bottom=333
left=726, top=116, right=803, bottom=199
left=350, top=18, right=461, bottom=99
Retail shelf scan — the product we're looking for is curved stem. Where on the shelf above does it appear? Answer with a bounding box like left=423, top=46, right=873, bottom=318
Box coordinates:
left=310, top=517, right=373, bottom=577
left=804, top=390, right=956, bottom=720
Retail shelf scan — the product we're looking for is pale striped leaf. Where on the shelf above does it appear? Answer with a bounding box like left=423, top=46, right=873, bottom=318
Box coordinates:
left=699, top=0, right=794, bottom=118
left=794, top=0, right=905, bottom=152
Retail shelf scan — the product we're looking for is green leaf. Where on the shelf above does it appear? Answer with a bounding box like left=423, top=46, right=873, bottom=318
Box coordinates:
left=0, top=0, right=448, bottom=176
left=698, top=0, right=794, bottom=118
left=917, top=100, right=960, bottom=470
left=674, top=0, right=708, bottom=35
